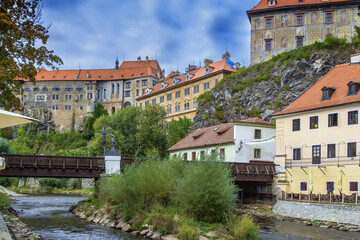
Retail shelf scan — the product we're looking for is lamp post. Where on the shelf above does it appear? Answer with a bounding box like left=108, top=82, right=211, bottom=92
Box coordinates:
left=98, top=126, right=111, bottom=156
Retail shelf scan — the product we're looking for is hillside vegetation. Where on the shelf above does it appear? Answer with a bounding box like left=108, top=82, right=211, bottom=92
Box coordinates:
left=193, top=32, right=360, bottom=129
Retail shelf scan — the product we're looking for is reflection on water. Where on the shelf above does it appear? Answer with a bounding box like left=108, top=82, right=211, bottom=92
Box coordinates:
left=10, top=195, right=360, bottom=240
left=11, top=195, right=141, bottom=240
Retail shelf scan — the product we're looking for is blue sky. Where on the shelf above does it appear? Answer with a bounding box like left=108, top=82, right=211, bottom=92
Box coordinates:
left=41, top=0, right=259, bottom=75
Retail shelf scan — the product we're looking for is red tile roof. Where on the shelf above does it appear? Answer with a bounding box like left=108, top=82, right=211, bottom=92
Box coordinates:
left=24, top=60, right=162, bottom=82
left=236, top=117, right=275, bottom=126
left=138, top=58, right=235, bottom=99
left=248, top=0, right=354, bottom=13
left=273, top=63, right=360, bottom=117
left=168, top=123, right=235, bottom=151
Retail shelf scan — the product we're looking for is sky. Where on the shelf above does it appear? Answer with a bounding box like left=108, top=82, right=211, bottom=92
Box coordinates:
left=40, top=0, right=260, bottom=75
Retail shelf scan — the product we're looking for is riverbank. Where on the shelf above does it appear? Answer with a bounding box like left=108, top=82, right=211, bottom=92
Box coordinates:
left=8, top=186, right=93, bottom=196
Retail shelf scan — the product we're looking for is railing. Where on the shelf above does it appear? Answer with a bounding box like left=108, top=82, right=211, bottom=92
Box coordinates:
left=285, top=155, right=360, bottom=168
left=281, top=191, right=360, bottom=205
left=231, top=162, right=275, bottom=175
left=0, top=154, right=105, bottom=170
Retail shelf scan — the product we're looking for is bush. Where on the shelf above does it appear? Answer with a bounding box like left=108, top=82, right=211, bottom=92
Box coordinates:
left=0, top=192, right=10, bottom=207
left=231, top=215, right=259, bottom=240
left=178, top=222, right=198, bottom=240
left=197, top=91, right=215, bottom=105
left=38, top=178, right=68, bottom=189
left=0, top=137, right=13, bottom=154
left=174, top=155, right=237, bottom=222
left=0, top=178, right=11, bottom=187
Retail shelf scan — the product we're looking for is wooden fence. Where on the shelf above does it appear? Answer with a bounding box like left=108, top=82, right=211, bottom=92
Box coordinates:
left=281, top=191, right=360, bottom=205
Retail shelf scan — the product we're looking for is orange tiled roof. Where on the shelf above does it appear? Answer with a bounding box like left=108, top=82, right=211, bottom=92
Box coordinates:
left=138, top=58, right=235, bottom=99
left=248, top=0, right=354, bottom=13
left=24, top=60, right=162, bottom=82
left=236, top=117, right=275, bottom=126
left=168, top=123, right=235, bottom=151
left=273, top=63, right=360, bottom=117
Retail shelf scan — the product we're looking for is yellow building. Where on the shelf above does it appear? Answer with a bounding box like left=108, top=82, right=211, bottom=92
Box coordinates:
left=247, top=0, right=360, bottom=65
left=136, top=53, right=237, bottom=121
left=273, top=53, right=360, bottom=195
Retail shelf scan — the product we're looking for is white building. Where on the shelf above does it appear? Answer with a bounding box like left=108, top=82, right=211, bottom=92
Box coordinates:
left=168, top=117, right=276, bottom=163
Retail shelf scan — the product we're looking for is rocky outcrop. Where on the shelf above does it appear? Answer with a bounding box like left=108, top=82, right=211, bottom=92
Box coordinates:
left=193, top=46, right=356, bottom=129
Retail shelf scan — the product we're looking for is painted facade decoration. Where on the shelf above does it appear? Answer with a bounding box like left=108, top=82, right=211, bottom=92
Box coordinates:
left=247, top=0, right=360, bottom=65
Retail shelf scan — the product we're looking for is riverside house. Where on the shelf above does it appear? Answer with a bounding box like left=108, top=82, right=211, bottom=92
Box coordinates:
left=273, top=54, right=360, bottom=196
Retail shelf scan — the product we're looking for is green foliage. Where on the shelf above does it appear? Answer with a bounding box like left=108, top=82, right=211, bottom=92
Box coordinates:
left=0, top=137, right=14, bottom=154
left=249, top=107, right=262, bottom=119
left=273, top=100, right=283, bottom=110
left=215, top=104, right=226, bottom=123
left=83, top=104, right=109, bottom=140
left=202, top=113, right=210, bottom=120
left=0, top=128, right=13, bottom=140
left=0, top=178, right=11, bottom=187
left=38, top=178, right=69, bottom=189
left=352, top=25, right=360, bottom=49
left=230, top=215, right=259, bottom=240
left=0, top=192, right=10, bottom=207
left=167, top=117, right=194, bottom=148
left=314, top=36, right=347, bottom=50
left=178, top=222, right=198, bottom=240
left=274, top=77, right=281, bottom=85
left=197, top=91, right=215, bottom=106
left=282, top=85, right=290, bottom=91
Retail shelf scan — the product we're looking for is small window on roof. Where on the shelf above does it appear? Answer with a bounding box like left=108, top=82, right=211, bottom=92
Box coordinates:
left=348, top=82, right=360, bottom=96
left=321, top=87, right=335, bottom=101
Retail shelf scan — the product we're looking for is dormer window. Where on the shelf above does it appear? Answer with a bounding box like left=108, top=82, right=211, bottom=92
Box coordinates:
left=186, top=73, right=193, bottom=81
left=161, top=82, right=168, bottom=89
left=268, top=0, right=276, bottom=6
left=173, top=78, right=181, bottom=86
left=145, top=88, right=152, bottom=94
left=348, top=82, right=360, bottom=96
left=321, top=87, right=335, bottom=101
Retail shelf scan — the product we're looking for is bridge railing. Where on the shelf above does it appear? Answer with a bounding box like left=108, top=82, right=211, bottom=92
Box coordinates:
left=0, top=154, right=105, bottom=170
left=231, top=162, right=275, bottom=176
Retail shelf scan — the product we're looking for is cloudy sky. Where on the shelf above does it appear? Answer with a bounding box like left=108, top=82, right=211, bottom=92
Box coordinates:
left=40, top=0, right=259, bottom=75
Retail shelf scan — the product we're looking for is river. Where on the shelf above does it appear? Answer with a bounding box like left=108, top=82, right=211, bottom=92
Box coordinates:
left=10, top=195, right=360, bottom=240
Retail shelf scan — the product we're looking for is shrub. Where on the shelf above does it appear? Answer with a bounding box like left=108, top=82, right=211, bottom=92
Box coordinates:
left=197, top=91, right=215, bottom=106
left=178, top=222, right=198, bottom=240
left=282, top=84, right=290, bottom=91
left=249, top=107, right=262, bottom=118
left=174, top=155, right=237, bottom=222
left=0, top=192, right=10, bottom=207
left=0, top=137, right=13, bottom=154
left=0, top=178, right=11, bottom=187
left=38, top=178, right=68, bottom=189
left=231, top=215, right=259, bottom=240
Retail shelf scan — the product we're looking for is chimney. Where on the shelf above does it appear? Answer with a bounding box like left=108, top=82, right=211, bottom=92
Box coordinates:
left=86, top=71, right=90, bottom=78
left=351, top=53, right=360, bottom=65
left=162, top=69, right=165, bottom=77
left=233, top=62, right=241, bottom=70
left=173, top=71, right=180, bottom=77
left=188, top=65, right=197, bottom=71
left=56, top=67, right=59, bottom=72
left=204, top=59, right=213, bottom=66
left=146, top=56, right=149, bottom=63
left=75, top=73, right=78, bottom=80
left=222, top=51, right=231, bottom=60
left=137, top=56, right=141, bottom=62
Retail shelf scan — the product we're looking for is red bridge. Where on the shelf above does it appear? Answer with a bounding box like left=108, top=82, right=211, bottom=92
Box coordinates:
left=0, top=154, right=275, bottom=182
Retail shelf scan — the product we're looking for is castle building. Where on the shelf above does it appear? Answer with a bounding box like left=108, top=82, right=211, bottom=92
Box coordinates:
left=21, top=57, right=164, bottom=131
left=273, top=53, right=360, bottom=195
left=136, top=53, right=237, bottom=121
left=247, top=0, right=360, bottom=65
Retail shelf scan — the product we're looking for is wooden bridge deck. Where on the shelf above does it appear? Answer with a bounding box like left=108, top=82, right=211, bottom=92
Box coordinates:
left=0, top=154, right=275, bottom=181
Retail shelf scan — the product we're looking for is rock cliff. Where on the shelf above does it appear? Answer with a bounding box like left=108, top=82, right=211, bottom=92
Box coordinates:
left=193, top=41, right=357, bottom=129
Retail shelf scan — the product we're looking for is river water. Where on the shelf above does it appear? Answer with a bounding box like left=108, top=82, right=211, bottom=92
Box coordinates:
left=10, top=195, right=360, bottom=240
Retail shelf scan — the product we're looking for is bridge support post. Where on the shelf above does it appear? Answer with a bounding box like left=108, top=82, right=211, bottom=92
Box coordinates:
left=105, top=137, right=121, bottom=174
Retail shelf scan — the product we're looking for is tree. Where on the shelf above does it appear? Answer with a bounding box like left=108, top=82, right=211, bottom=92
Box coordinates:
left=0, top=0, right=62, bottom=110
left=167, top=117, right=193, bottom=148
left=83, top=104, right=109, bottom=139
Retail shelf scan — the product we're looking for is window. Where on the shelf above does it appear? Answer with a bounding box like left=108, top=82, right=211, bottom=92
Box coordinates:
left=103, top=89, right=107, bottom=99
left=328, top=113, right=338, bottom=127
left=193, top=85, right=199, bottom=93
left=175, top=91, right=180, bottom=98
left=327, top=144, right=336, bottom=158
left=350, top=181, right=359, bottom=192
left=80, top=94, right=83, bottom=100
left=220, top=148, right=225, bottom=157
left=136, top=90, right=139, bottom=96
left=268, top=0, right=276, bottom=6
left=52, top=86, right=60, bottom=91
left=254, top=149, right=261, bottom=159
left=255, top=129, right=261, bottom=139
left=347, top=142, right=357, bottom=157
left=184, top=88, right=190, bottom=96
left=348, top=110, right=358, bottom=125
left=293, top=148, right=301, bottom=160
left=300, top=181, right=308, bottom=192
left=292, top=119, right=300, bottom=131
left=64, top=85, right=73, bottom=91
left=142, top=89, right=145, bottom=94
left=326, top=181, right=335, bottom=193
left=42, top=86, right=48, bottom=91
left=184, top=102, right=189, bottom=110
left=322, top=87, right=335, bottom=101
left=175, top=105, right=180, bottom=113
left=24, top=86, right=31, bottom=92
left=167, top=107, right=172, bottom=115
left=136, top=81, right=140, bottom=87
left=76, top=86, right=84, bottom=92
left=125, top=82, right=131, bottom=89
left=312, top=145, right=321, bottom=164
left=36, top=95, right=45, bottom=101
left=52, top=95, right=59, bottom=100
left=296, top=15, right=303, bottom=25
left=68, top=95, right=72, bottom=100
left=160, top=96, right=164, bottom=103
left=65, top=95, right=68, bottom=100
left=325, top=12, right=333, bottom=23
left=142, top=80, right=147, bottom=86
left=111, top=84, right=115, bottom=94
left=167, top=94, right=172, bottom=101
left=87, top=93, right=92, bottom=99
left=203, top=82, right=209, bottom=90
left=215, top=79, right=218, bottom=85
left=183, top=153, right=188, bottom=161
left=266, top=18, right=272, bottom=28
left=117, top=84, right=120, bottom=94
left=125, top=91, right=130, bottom=97
left=310, top=116, right=318, bottom=129
left=65, top=105, right=71, bottom=110
left=192, top=152, right=196, bottom=160
left=97, top=89, right=101, bottom=99
left=152, top=98, right=156, bottom=105
left=33, top=86, right=39, bottom=91
left=348, top=82, right=359, bottom=96
left=200, top=151, right=205, bottom=157
left=296, top=37, right=304, bottom=48
left=80, top=105, right=83, bottom=110
left=265, top=39, right=272, bottom=50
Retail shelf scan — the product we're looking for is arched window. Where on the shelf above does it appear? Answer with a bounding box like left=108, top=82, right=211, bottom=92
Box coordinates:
left=103, top=89, right=107, bottom=99
left=124, top=102, right=131, bottom=108
left=117, top=83, right=120, bottom=94
left=97, top=89, right=101, bottom=99
left=112, top=84, right=115, bottom=94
